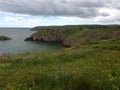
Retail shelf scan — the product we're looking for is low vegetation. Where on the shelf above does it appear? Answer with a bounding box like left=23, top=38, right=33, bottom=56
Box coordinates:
left=0, top=25, right=120, bottom=90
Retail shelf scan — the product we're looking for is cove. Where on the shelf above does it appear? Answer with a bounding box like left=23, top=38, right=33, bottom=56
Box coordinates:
left=0, top=28, right=63, bottom=55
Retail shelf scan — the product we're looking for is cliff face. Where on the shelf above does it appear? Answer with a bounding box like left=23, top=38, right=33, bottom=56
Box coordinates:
left=25, top=26, right=120, bottom=47
left=25, top=28, right=74, bottom=47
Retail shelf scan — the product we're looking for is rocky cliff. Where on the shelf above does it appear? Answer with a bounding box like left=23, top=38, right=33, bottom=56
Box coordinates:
left=25, top=27, right=74, bottom=47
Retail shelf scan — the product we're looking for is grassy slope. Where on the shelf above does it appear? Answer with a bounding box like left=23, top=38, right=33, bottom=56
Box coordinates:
left=31, top=26, right=120, bottom=45
left=0, top=25, right=120, bottom=90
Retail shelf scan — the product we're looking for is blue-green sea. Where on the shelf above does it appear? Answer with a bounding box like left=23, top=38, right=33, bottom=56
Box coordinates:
left=0, top=28, right=62, bottom=54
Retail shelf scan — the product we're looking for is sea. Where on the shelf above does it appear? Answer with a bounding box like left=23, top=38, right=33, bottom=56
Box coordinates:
left=0, top=28, right=62, bottom=55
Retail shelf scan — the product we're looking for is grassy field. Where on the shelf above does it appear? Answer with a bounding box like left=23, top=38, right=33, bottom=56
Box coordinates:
left=0, top=25, right=120, bottom=90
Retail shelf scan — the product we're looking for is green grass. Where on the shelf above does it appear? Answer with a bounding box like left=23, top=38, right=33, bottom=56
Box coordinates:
left=0, top=48, right=120, bottom=90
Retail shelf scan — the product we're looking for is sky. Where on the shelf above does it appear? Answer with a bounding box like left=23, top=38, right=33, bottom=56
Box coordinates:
left=0, top=0, right=120, bottom=27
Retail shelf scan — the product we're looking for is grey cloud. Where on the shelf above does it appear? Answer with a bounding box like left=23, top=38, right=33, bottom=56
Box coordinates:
left=0, top=0, right=118, bottom=18
left=100, top=12, right=110, bottom=17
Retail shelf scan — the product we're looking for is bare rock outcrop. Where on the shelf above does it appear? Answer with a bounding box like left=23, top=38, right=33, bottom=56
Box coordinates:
left=0, top=35, right=11, bottom=41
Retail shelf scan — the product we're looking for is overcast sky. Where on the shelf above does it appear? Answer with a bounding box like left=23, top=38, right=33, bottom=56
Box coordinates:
left=0, top=0, right=120, bottom=27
